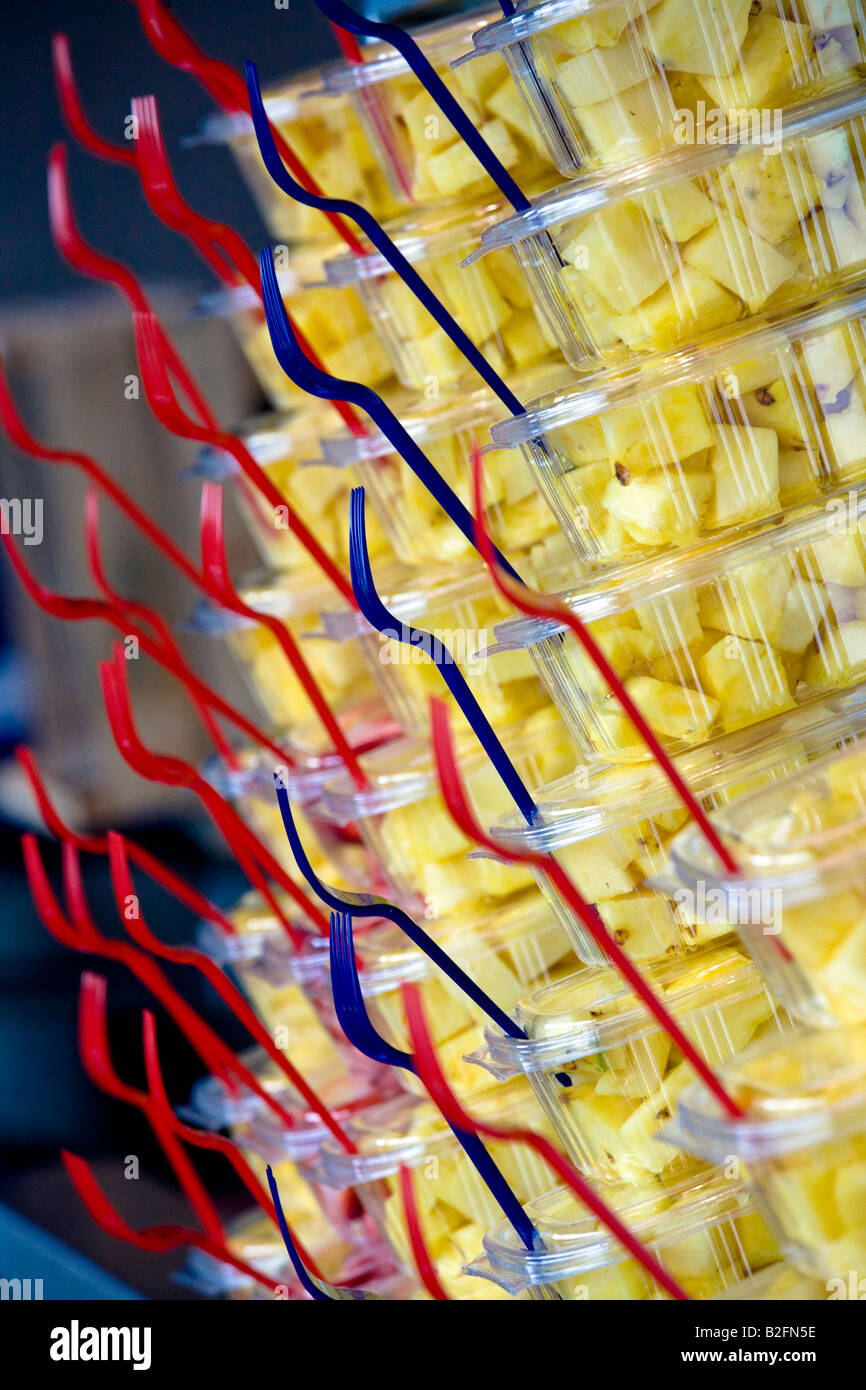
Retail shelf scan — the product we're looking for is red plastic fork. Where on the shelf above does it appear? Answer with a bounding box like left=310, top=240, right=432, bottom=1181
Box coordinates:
left=51, top=34, right=137, bottom=167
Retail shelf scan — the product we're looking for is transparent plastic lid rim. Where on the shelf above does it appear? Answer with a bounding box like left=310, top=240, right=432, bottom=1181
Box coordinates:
left=665, top=1078, right=866, bottom=1164
left=316, top=8, right=499, bottom=95
left=491, top=285, right=866, bottom=448
left=453, top=0, right=618, bottom=65
left=469, top=86, right=866, bottom=260
left=323, top=194, right=512, bottom=287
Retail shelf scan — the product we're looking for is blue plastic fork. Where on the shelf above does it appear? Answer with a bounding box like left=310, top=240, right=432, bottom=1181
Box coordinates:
left=258, top=246, right=523, bottom=585
left=245, top=59, right=526, bottom=419
left=349, top=485, right=537, bottom=825
left=266, top=1164, right=381, bottom=1300
left=329, top=910, right=537, bottom=1251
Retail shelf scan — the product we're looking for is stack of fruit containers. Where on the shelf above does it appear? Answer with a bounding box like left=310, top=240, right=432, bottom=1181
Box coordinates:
left=179, top=0, right=866, bottom=1301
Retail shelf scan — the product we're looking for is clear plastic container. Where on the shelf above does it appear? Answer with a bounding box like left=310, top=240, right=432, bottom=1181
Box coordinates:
left=317, top=362, right=573, bottom=571
left=317, top=1082, right=555, bottom=1299
left=473, top=941, right=790, bottom=1183
left=200, top=247, right=395, bottom=413
left=195, top=70, right=411, bottom=245
left=491, top=687, right=866, bottom=964
left=316, top=7, right=557, bottom=204
left=322, top=195, right=561, bottom=392
left=709, top=1259, right=827, bottom=1300
left=319, top=705, right=575, bottom=915
left=667, top=1024, right=866, bottom=1281
left=468, top=1167, right=780, bottom=1300
left=330, top=888, right=575, bottom=1100
left=460, top=0, right=866, bottom=179
left=184, top=572, right=377, bottom=734
left=472, top=87, right=866, bottom=369
left=492, top=483, right=866, bottom=761
left=319, top=559, right=558, bottom=733
left=491, top=287, right=866, bottom=566
left=669, top=734, right=866, bottom=1027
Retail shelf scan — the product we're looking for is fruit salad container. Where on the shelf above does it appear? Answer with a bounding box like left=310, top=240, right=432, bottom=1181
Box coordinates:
left=468, top=1167, right=780, bottom=1300
left=490, top=687, right=866, bottom=964
left=667, top=1024, right=866, bottom=1282
left=490, top=287, right=866, bottom=566
left=312, top=888, right=576, bottom=1101
left=319, top=560, right=558, bottom=732
left=669, top=735, right=866, bottom=1027
left=195, top=69, right=411, bottom=245
left=472, top=942, right=790, bottom=1184
left=317, top=363, right=572, bottom=571
left=491, top=483, right=866, bottom=762
left=183, top=572, right=376, bottom=733
left=710, top=1260, right=827, bottom=1300
left=318, top=706, right=575, bottom=915
left=471, top=86, right=866, bottom=370
left=316, top=1083, right=554, bottom=1299
left=459, top=0, right=866, bottom=180
left=316, top=6, right=557, bottom=204
left=199, top=243, right=395, bottom=412
left=322, top=195, right=560, bottom=393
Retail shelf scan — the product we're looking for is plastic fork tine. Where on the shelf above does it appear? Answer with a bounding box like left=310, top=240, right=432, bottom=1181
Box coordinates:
left=62, top=1150, right=279, bottom=1293
left=402, top=983, right=693, bottom=1300
left=52, top=34, right=136, bottom=166
left=312, top=1, right=529, bottom=211
left=258, top=246, right=522, bottom=583
left=349, top=486, right=536, bottom=823
left=245, top=61, right=526, bottom=418
left=265, top=1167, right=341, bottom=1301
left=328, top=913, right=537, bottom=1250
left=276, top=780, right=525, bottom=1041
left=429, top=695, right=746, bottom=1121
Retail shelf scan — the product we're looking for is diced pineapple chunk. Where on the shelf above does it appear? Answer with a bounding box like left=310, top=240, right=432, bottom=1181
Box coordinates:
left=601, top=383, right=715, bottom=473
left=683, top=211, right=797, bottom=311
left=644, top=0, right=752, bottom=77
left=555, top=32, right=649, bottom=109
left=611, top=264, right=741, bottom=348
left=702, top=14, right=815, bottom=112
left=707, top=424, right=780, bottom=527
left=602, top=472, right=712, bottom=547
left=624, top=675, right=720, bottom=743
left=562, top=203, right=677, bottom=315
left=698, top=635, right=795, bottom=730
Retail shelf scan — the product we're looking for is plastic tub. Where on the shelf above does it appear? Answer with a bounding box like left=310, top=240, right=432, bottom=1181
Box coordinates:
left=492, top=483, right=866, bottom=761
left=667, top=1025, right=866, bottom=1281
left=490, top=287, right=866, bottom=565
left=323, top=195, right=561, bottom=392
left=473, top=941, right=790, bottom=1183
left=317, top=363, right=572, bottom=570
left=472, top=87, right=866, bottom=369
left=319, top=560, right=558, bottom=733
left=317, top=1083, right=553, bottom=1299
left=319, top=706, right=575, bottom=914
left=195, top=69, right=411, bottom=244
left=316, top=6, right=557, bottom=203
left=490, top=687, right=866, bottom=964
left=669, top=735, right=866, bottom=1026
left=469, top=1167, right=780, bottom=1300
left=199, top=245, right=395, bottom=413
left=460, top=0, right=866, bottom=179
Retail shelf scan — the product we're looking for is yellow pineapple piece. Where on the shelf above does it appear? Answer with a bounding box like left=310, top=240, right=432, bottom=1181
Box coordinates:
left=743, top=377, right=810, bottom=446
left=553, top=4, right=636, bottom=56
left=611, top=264, right=741, bottom=348
left=603, top=472, right=712, bottom=547
left=644, top=0, right=752, bottom=76
left=711, top=149, right=823, bottom=245
left=683, top=211, right=797, bottom=311
left=562, top=203, right=677, bottom=315
left=555, top=32, right=649, bottom=109
left=698, top=635, right=795, bottom=730
left=638, top=182, right=717, bottom=243
left=707, top=424, right=780, bottom=527
left=571, top=75, right=677, bottom=161
left=597, top=894, right=678, bottom=960
left=698, top=555, right=792, bottom=645
left=601, top=383, right=715, bottom=473
left=555, top=834, right=636, bottom=901
left=702, top=14, right=815, bottom=111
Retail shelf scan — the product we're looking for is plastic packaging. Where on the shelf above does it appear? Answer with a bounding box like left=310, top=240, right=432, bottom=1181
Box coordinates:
left=199, top=248, right=395, bottom=413
left=316, top=1082, right=554, bottom=1299
left=194, top=69, right=411, bottom=244
left=473, top=942, right=789, bottom=1183
left=322, top=195, right=560, bottom=392
left=469, top=1167, right=780, bottom=1300
left=492, top=483, right=866, bottom=761
left=316, top=7, right=557, bottom=203
left=317, top=363, right=572, bottom=570
left=667, top=1025, right=866, bottom=1282
left=491, top=687, right=866, bottom=964
left=460, top=0, right=866, bottom=179
left=669, top=735, right=866, bottom=1027
left=319, top=559, right=557, bottom=733
left=473, top=87, right=866, bottom=369
left=491, top=287, right=866, bottom=565
left=319, top=705, right=575, bottom=913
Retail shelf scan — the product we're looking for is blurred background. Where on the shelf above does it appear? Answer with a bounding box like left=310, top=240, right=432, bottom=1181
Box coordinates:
left=0, top=0, right=463, bottom=1299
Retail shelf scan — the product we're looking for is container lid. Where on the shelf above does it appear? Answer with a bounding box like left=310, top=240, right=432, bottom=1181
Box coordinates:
left=669, top=1025, right=866, bottom=1163
left=493, top=688, right=866, bottom=855
left=242, top=1063, right=395, bottom=1163
left=479, top=943, right=774, bottom=1076
left=193, top=66, right=335, bottom=144
left=471, top=86, right=866, bottom=259
left=455, top=0, right=625, bottom=64
left=196, top=247, right=331, bottom=319
left=181, top=1049, right=296, bottom=1130
left=469, top=1167, right=754, bottom=1292
left=318, top=1079, right=536, bottom=1186
left=317, top=8, right=500, bottom=96
left=670, top=733, right=866, bottom=909
left=181, top=567, right=356, bottom=636
left=318, top=557, right=499, bottom=643
left=490, top=482, right=866, bottom=648
left=491, top=286, right=866, bottom=448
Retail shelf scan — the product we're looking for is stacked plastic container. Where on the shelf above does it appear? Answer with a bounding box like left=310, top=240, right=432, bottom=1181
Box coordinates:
left=157, top=0, right=866, bottom=1300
